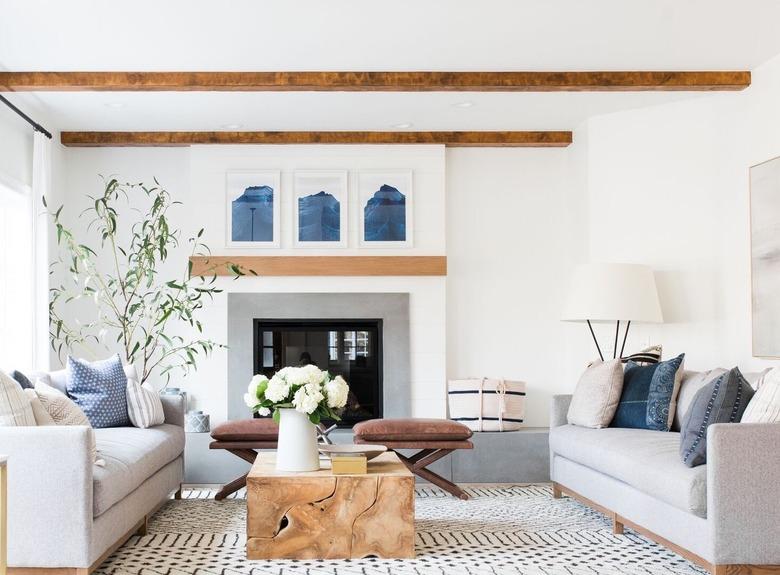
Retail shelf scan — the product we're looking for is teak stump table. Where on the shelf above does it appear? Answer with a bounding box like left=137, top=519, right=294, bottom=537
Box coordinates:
left=246, top=452, right=415, bottom=560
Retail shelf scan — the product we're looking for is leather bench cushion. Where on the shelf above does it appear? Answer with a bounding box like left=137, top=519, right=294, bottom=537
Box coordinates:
left=93, top=424, right=185, bottom=517
left=353, top=418, right=473, bottom=442
left=211, top=418, right=279, bottom=441
left=550, top=424, right=707, bottom=517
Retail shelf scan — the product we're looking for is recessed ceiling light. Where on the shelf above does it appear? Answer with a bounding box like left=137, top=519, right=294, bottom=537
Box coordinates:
left=392, top=122, right=413, bottom=129
left=104, top=102, right=126, bottom=109
left=221, top=123, right=243, bottom=130
left=453, top=101, right=475, bottom=108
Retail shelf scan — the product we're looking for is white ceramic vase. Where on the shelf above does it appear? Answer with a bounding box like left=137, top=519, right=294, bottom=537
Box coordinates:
left=275, top=408, right=320, bottom=472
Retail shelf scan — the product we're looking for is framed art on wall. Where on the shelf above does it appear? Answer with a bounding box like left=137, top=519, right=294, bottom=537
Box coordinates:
left=358, top=170, right=413, bottom=247
left=293, top=170, right=348, bottom=248
left=750, top=156, right=780, bottom=357
left=226, top=171, right=281, bottom=248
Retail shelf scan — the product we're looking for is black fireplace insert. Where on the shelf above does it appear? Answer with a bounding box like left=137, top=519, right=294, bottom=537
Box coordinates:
left=253, top=319, right=383, bottom=426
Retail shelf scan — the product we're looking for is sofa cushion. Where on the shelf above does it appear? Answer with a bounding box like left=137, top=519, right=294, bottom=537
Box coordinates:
left=567, top=359, right=624, bottom=428
left=673, top=369, right=727, bottom=432
left=550, top=424, right=708, bottom=517
left=353, top=418, right=472, bottom=441
left=211, top=418, right=279, bottom=441
left=92, top=424, right=184, bottom=517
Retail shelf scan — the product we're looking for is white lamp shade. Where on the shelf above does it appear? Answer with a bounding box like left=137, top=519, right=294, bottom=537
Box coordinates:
left=562, top=263, right=663, bottom=323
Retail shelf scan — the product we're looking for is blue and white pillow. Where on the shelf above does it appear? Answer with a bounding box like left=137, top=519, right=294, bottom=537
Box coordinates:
left=66, top=355, right=130, bottom=428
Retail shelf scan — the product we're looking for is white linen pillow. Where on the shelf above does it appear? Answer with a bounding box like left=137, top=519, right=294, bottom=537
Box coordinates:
left=742, top=367, right=780, bottom=423
left=567, top=359, right=624, bottom=428
left=23, top=388, right=55, bottom=425
left=127, top=379, right=165, bottom=428
left=0, top=369, right=35, bottom=426
left=34, top=380, right=104, bottom=466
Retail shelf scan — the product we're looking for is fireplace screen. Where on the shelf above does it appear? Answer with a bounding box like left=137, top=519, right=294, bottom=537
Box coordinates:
left=253, top=319, right=382, bottom=426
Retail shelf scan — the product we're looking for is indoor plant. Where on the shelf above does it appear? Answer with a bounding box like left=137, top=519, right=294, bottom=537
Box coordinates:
left=244, top=365, right=349, bottom=471
left=48, top=177, right=246, bottom=386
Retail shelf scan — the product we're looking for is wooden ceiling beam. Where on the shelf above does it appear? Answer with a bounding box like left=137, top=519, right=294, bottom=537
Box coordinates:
left=0, top=71, right=751, bottom=92
left=60, top=131, right=573, bottom=148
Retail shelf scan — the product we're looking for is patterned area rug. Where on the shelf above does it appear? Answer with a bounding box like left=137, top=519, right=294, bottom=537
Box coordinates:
left=97, top=485, right=706, bottom=575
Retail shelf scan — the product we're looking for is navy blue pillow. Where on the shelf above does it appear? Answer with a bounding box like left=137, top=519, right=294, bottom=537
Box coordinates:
left=611, top=361, right=657, bottom=429
left=66, top=354, right=130, bottom=428
left=646, top=353, right=685, bottom=431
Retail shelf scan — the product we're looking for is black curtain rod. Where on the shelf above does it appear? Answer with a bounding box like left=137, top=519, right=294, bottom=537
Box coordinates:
left=0, top=94, right=52, bottom=139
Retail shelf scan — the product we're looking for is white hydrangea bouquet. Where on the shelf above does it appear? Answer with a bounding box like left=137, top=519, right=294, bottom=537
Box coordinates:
left=244, top=364, right=350, bottom=424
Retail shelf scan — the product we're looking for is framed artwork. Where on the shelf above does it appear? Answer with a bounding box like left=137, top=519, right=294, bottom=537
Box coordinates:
left=293, top=171, right=348, bottom=248
left=750, top=156, right=780, bottom=357
left=358, top=170, right=413, bottom=247
left=226, top=171, right=281, bottom=248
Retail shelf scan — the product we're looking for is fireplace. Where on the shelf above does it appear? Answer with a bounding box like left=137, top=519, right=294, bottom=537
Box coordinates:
left=253, top=319, right=383, bottom=426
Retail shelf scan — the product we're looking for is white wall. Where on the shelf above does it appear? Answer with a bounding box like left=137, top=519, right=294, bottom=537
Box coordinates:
left=584, top=52, right=780, bottom=373
left=446, top=147, right=591, bottom=425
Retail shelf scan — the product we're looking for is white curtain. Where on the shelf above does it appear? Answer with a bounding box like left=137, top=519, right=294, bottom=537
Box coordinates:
left=32, top=131, right=51, bottom=371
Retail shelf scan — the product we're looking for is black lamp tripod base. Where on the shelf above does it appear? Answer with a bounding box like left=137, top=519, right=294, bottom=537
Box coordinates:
left=586, top=319, right=632, bottom=361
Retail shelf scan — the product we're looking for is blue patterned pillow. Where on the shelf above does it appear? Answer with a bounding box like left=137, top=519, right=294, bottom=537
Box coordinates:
left=611, top=353, right=684, bottom=430
left=66, top=355, right=130, bottom=428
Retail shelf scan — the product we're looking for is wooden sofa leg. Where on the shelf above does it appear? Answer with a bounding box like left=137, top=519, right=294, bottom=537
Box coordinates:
left=712, top=566, right=780, bottom=575
left=174, top=485, right=182, bottom=499
left=552, top=483, right=563, bottom=499
left=136, top=516, right=149, bottom=536
left=612, top=514, right=624, bottom=535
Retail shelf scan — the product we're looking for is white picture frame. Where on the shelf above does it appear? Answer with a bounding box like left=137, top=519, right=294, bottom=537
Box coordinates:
left=293, top=170, right=349, bottom=248
left=225, top=171, right=281, bottom=248
left=358, top=170, right=413, bottom=248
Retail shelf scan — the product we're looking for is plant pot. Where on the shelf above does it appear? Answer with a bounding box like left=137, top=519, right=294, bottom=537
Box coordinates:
left=275, top=408, right=320, bottom=472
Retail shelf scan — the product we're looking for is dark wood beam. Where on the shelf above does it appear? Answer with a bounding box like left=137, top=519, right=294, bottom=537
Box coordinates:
left=190, top=256, right=447, bottom=277
left=0, top=71, right=751, bottom=92
left=60, top=131, right=572, bottom=148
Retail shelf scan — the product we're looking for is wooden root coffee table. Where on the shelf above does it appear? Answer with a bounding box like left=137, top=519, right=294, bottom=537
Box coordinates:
left=246, top=451, right=415, bottom=560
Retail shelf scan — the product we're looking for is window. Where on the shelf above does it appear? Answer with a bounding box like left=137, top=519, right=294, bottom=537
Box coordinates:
left=0, top=177, right=35, bottom=369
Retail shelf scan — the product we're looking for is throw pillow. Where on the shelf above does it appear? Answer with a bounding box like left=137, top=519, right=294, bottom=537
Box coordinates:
left=0, top=369, right=35, bottom=426
left=621, top=344, right=663, bottom=365
left=673, top=368, right=727, bottom=431
left=23, top=388, right=55, bottom=425
left=127, top=379, right=165, bottom=428
left=741, top=367, right=780, bottom=423
left=680, top=367, right=755, bottom=468
left=34, top=380, right=103, bottom=465
left=567, top=359, right=624, bottom=428
left=11, top=370, right=34, bottom=389
left=646, top=353, right=685, bottom=431
left=66, top=355, right=130, bottom=428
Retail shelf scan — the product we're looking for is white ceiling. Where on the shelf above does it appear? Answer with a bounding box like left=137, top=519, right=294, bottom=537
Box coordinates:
left=1, top=0, right=779, bottom=132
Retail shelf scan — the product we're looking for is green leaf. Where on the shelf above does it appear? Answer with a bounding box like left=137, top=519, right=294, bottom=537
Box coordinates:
left=272, top=408, right=281, bottom=424
left=308, top=412, right=321, bottom=425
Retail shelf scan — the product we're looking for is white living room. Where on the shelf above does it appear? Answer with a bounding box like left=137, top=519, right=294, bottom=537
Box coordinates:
left=1, top=2, right=779, bottom=574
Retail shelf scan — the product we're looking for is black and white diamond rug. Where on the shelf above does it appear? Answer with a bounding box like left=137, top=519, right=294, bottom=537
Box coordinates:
left=96, top=485, right=706, bottom=575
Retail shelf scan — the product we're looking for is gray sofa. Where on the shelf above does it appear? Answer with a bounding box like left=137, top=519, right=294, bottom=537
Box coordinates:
left=0, top=370, right=185, bottom=573
left=550, top=370, right=780, bottom=575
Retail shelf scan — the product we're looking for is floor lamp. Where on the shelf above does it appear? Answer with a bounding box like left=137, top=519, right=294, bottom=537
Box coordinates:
left=562, top=263, right=663, bottom=360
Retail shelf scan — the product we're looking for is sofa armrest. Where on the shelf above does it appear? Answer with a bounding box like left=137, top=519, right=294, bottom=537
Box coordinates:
left=707, top=422, right=780, bottom=565
left=160, top=393, right=186, bottom=427
left=0, top=426, right=93, bottom=567
left=550, top=395, right=572, bottom=428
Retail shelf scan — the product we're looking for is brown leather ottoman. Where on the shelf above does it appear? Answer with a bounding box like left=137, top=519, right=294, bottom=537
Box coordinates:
left=353, top=418, right=474, bottom=500
left=210, top=418, right=279, bottom=500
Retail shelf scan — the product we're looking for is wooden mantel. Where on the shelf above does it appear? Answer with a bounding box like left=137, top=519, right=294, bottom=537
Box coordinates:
left=190, top=256, right=447, bottom=277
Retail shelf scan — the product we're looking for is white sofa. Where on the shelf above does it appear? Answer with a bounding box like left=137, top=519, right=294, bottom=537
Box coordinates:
left=549, top=370, right=780, bottom=575
left=0, top=370, right=185, bottom=574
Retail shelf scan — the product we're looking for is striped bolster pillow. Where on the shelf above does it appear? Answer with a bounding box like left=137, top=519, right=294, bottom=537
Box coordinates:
left=621, top=344, right=662, bottom=366
left=127, top=378, right=165, bottom=428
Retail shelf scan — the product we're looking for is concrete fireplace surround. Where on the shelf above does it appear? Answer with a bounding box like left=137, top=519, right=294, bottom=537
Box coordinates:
left=226, top=292, right=411, bottom=421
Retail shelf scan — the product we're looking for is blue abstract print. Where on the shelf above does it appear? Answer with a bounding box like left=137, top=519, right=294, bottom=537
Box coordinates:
left=364, top=184, right=406, bottom=242
left=298, top=191, right=340, bottom=242
left=232, top=185, right=274, bottom=242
